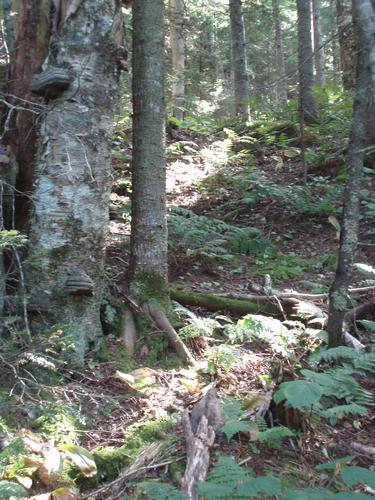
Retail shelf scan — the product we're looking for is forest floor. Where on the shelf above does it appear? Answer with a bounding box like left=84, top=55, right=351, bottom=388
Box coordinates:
left=1, top=118, right=375, bottom=499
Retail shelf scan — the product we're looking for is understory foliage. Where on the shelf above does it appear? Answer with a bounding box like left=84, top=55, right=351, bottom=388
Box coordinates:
left=137, top=454, right=375, bottom=499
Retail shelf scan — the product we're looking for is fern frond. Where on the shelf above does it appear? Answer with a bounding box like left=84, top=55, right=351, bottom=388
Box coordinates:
left=319, top=403, right=368, bottom=420
left=353, top=352, right=375, bottom=374
left=309, top=346, right=359, bottom=365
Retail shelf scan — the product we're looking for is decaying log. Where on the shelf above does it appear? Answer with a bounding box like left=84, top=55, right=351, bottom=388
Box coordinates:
left=181, top=388, right=224, bottom=499
left=171, top=289, right=280, bottom=316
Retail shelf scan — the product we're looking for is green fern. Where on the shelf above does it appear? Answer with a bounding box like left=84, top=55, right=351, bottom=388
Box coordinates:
left=136, top=481, right=187, bottom=499
left=168, top=207, right=271, bottom=262
left=353, top=352, right=375, bottom=373
left=254, top=426, right=295, bottom=448
left=319, top=404, right=368, bottom=422
left=196, top=455, right=281, bottom=499
left=309, top=346, right=359, bottom=365
left=221, top=398, right=256, bottom=442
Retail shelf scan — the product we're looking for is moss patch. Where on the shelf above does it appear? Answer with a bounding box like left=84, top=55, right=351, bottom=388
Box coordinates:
left=33, top=405, right=85, bottom=445
left=88, top=417, right=173, bottom=486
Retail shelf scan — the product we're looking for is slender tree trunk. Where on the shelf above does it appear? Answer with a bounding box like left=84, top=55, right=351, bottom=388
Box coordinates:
left=330, top=0, right=341, bottom=85
left=169, top=0, right=185, bottom=120
left=129, top=0, right=168, bottom=299
left=272, top=0, right=288, bottom=103
left=229, top=0, right=250, bottom=120
left=336, top=0, right=356, bottom=89
left=327, top=0, right=374, bottom=347
left=297, top=0, right=318, bottom=123
left=312, top=0, right=326, bottom=85
left=26, top=0, right=123, bottom=364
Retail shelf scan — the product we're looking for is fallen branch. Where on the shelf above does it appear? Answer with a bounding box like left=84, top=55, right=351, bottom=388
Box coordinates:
left=80, top=442, right=165, bottom=499
left=181, top=388, right=224, bottom=499
left=171, top=289, right=280, bottom=316
left=124, top=295, right=195, bottom=365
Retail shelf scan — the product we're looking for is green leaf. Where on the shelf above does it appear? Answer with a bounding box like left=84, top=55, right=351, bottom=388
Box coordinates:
left=61, top=445, right=97, bottom=478
left=333, top=493, right=374, bottom=499
left=0, top=481, right=27, bottom=499
left=137, top=481, right=188, bottom=499
left=284, top=487, right=334, bottom=499
left=341, top=466, right=375, bottom=489
left=276, top=380, right=323, bottom=409
left=236, top=476, right=281, bottom=496
left=315, top=456, right=354, bottom=471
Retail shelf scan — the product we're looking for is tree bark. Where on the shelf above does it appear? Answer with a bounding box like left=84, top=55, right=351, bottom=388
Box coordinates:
left=169, top=0, right=185, bottom=120
left=229, top=0, right=250, bottom=120
left=312, top=0, right=326, bottom=86
left=336, top=0, right=356, bottom=90
left=129, top=0, right=168, bottom=304
left=272, top=0, right=288, bottom=103
left=4, top=0, right=51, bottom=229
left=297, top=0, right=318, bottom=123
left=327, top=0, right=374, bottom=347
left=25, top=0, right=123, bottom=364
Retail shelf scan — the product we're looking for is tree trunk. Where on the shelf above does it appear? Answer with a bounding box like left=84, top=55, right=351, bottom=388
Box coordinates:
left=4, top=0, right=51, bottom=229
left=25, top=0, right=123, bottom=365
left=169, top=0, right=185, bottom=120
left=297, top=0, right=318, bottom=123
left=336, top=0, right=356, bottom=90
left=330, top=0, right=341, bottom=86
left=272, top=0, right=288, bottom=103
left=129, top=0, right=168, bottom=300
left=312, top=0, right=326, bottom=86
left=229, top=0, right=250, bottom=120
left=327, top=0, right=374, bottom=347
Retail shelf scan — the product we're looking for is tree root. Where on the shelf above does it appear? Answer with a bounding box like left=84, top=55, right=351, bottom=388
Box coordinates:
left=121, top=307, right=137, bottom=357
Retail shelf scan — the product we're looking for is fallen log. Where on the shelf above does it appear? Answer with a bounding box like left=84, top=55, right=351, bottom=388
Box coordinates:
left=171, top=289, right=280, bottom=316
left=181, top=388, right=224, bottom=499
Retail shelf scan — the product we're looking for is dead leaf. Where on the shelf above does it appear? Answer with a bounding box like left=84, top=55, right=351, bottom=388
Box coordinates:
left=21, top=430, right=43, bottom=453
left=15, top=475, right=33, bottom=489
left=61, top=445, right=97, bottom=478
left=180, top=378, right=201, bottom=394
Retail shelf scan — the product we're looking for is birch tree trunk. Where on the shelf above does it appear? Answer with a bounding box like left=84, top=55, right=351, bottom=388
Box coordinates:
left=129, top=0, right=168, bottom=300
left=327, top=0, right=375, bottom=347
left=26, top=0, right=123, bottom=364
left=297, top=0, right=318, bottom=123
left=312, top=0, right=326, bottom=86
left=272, top=0, right=288, bottom=103
left=169, top=0, right=185, bottom=120
left=229, top=0, right=250, bottom=120
left=336, top=0, right=356, bottom=90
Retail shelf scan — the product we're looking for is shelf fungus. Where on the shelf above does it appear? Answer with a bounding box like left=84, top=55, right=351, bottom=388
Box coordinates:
left=65, top=270, right=94, bottom=296
left=31, top=66, right=74, bottom=98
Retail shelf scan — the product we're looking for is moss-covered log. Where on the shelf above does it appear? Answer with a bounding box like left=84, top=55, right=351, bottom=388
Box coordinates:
left=170, top=289, right=280, bottom=316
